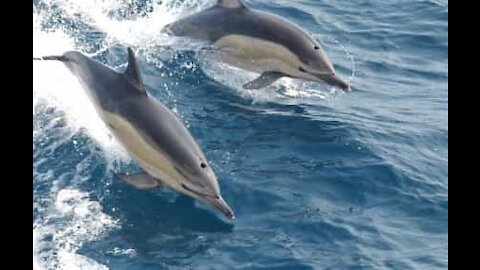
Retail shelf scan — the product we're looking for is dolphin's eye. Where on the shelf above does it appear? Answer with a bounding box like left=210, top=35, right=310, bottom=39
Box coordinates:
left=314, top=45, right=319, bottom=50
left=200, top=163, right=207, bottom=168
left=299, top=67, right=307, bottom=73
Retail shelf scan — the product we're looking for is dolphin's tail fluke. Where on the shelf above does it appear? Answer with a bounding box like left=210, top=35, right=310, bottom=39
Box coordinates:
left=33, top=55, right=64, bottom=61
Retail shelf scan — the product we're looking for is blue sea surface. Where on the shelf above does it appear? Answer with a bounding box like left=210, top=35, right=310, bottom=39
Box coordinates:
left=33, top=0, right=448, bottom=269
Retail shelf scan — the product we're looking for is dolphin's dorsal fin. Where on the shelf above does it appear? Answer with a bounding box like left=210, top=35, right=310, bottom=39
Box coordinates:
left=124, top=47, right=147, bottom=94
left=217, top=0, right=246, bottom=8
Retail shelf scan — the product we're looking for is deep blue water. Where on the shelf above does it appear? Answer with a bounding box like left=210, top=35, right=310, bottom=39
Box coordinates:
left=33, top=0, right=448, bottom=269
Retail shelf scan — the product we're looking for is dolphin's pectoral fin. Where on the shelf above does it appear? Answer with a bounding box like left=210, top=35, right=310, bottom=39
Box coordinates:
left=243, top=72, right=284, bottom=90
left=117, top=172, right=163, bottom=189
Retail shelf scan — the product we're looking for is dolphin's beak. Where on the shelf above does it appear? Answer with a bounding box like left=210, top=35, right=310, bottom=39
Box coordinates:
left=317, top=73, right=350, bottom=92
left=204, top=196, right=235, bottom=219
left=179, top=179, right=235, bottom=219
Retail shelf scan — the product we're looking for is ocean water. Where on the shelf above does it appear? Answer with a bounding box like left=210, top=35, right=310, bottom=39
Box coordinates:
left=32, top=0, right=448, bottom=269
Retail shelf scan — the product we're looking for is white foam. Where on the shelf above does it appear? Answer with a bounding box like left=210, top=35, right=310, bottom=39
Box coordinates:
left=33, top=230, right=42, bottom=270
left=33, top=11, right=123, bottom=270
left=58, top=252, right=109, bottom=270
left=44, top=0, right=215, bottom=47
left=33, top=14, right=130, bottom=162
left=33, top=188, right=118, bottom=270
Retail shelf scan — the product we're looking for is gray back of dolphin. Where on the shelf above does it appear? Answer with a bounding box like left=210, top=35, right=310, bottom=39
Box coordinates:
left=165, top=0, right=349, bottom=91
left=167, top=1, right=322, bottom=68
left=56, top=51, right=144, bottom=113
left=60, top=51, right=209, bottom=174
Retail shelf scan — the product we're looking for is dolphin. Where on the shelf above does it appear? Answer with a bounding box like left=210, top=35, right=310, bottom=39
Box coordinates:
left=164, top=0, right=349, bottom=91
left=33, top=48, right=235, bottom=219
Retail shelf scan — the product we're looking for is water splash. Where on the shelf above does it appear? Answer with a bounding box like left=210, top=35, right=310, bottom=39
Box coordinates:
left=33, top=188, right=118, bottom=270
left=33, top=16, right=129, bottom=162
left=38, top=0, right=215, bottom=47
